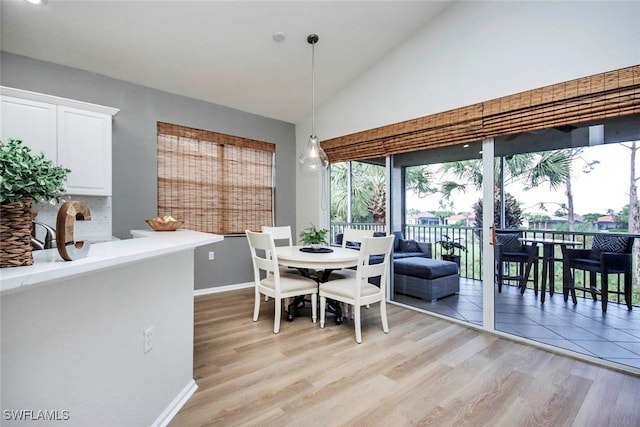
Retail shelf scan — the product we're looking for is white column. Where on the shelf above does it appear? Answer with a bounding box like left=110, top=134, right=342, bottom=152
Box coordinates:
left=482, top=138, right=496, bottom=330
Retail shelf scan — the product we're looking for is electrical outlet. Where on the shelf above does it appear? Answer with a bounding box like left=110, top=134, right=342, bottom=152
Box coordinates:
left=143, top=326, right=153, bottom=354
left=208, top=251, right=215, bottom=261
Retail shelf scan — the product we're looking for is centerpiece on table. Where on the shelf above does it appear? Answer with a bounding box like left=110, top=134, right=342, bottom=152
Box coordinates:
left=0, top=139, right=70, bottom=267
left=299, top=223, right=328, bottom=250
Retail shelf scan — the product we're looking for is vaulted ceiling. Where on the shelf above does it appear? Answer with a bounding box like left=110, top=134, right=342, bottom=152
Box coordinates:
left=1, top=1, right=453, bottom=123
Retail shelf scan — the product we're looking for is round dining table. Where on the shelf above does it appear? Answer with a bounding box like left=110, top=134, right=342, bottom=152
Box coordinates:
left=275, top=245, right=360, bottom=271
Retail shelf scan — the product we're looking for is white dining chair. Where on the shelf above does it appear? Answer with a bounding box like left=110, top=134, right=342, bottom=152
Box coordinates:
left=246, top=230, right=317, bottom=334
left=335, top=228, right=375, bottom=316
left=261, top=225, right=304, bottom=302
left=319, top=235, right=394, bottom=343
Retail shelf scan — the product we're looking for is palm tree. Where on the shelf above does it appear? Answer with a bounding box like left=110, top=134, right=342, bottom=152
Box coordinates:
left=330, top=161, right=386, bottom=223
left=405, top=165, right=438, bottom=198
left=441, top=151, right=572, bottom=227
left=622, top=141, right=640, bottom=291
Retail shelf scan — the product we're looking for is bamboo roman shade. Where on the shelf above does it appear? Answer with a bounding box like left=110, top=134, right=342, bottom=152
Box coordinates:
left=157, top=122, right=275, bottom=234
left=322, top=65, right=640, bottom=163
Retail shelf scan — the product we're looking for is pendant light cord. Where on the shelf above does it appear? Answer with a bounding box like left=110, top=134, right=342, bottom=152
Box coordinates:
left=311, top=37, right=316, bottom=137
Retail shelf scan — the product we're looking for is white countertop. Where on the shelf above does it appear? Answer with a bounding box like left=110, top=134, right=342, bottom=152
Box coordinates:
left=0, top=229, right=223, bottom=295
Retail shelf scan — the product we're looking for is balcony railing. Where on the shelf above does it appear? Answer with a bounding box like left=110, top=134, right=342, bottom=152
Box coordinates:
left=330, top=222, right=639, bottom=307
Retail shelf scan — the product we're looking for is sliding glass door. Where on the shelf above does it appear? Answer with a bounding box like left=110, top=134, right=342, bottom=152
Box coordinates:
left=390, top=141, right=485, bottom=327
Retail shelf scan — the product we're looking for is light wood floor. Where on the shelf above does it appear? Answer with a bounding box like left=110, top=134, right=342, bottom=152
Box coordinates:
left=170, top=288, right=640, bottom=427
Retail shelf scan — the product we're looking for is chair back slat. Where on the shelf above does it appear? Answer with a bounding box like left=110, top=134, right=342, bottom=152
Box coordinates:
left=261, top=226, right=293, bottom=246
left=355, top=235, right=395, bottom=297
left=342, top=228, right=374, bottom=248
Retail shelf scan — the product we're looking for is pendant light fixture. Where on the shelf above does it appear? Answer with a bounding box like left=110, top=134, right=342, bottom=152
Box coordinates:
left=298, top=34, right=329, bottom=172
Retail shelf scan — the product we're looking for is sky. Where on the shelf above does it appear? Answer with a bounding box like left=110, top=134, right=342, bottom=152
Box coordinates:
left=406, top=142, right=639, bottom=217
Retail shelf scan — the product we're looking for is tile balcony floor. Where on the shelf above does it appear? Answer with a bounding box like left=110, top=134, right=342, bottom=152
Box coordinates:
left=393, top=278, right=640, bottom=370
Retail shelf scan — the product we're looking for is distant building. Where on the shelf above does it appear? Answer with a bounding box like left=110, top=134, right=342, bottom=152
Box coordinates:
left=596, top=215, right=617, bottom=230
left=406, top=212, right=441, bottom=226
left=446, top=213, right=475, bottom=226
left=528, top=214, right=585, bottom=230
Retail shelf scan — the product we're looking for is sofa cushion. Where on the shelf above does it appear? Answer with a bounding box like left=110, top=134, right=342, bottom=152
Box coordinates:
left=392, top=231, right=404, bottom=251
left=398, top=239, right=419, bottom=252
left=393, top=251, right=428, bottom=260
left=394, top=257, right=458, bottom=280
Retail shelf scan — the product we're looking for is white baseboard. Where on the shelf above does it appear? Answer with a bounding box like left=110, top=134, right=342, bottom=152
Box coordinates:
left=151, top=379, right=198, bottom=427
left=194, top=282, right=253, bottom=296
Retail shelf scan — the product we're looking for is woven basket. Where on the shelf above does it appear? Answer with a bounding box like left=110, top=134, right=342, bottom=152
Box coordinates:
left=145, top=218, right=184, bottom=231
left=0, top=198, right=34, bottom=268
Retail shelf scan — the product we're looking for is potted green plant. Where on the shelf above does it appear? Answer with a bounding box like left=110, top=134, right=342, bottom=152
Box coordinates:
left=436, top=234, right=467, bottom=266
left=0, top=139, right=70, bottom=267
left=299, top=223, right=328, bottom=248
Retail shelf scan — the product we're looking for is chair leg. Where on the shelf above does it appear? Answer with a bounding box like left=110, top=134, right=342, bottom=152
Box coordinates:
left=319, top=296, right=326, bottom=328
left=354, top=305, right=362, bottom=344
left=517, top=262, right=525, bottom=293
left=343, top=302, right=350, bottom=320
left=274, top=298, right=281, bottom=333
left=533, top=260, right=539, bottom=296
left=380, top=299, right=389, bottom=334
left=519, top=261, right=532, bottom=295
left=497, top=262, right=503, bottom=293
left=563, top=268, right=578, bottom=305
left=601, top=274, right=608, bottom=313
left=590, top=272, right=598, bottom=300
left=311, top=293, right=317, bottom=323
left=625, top=273, right=633, bottom=311
left=253, top=289, right=261, bottom=322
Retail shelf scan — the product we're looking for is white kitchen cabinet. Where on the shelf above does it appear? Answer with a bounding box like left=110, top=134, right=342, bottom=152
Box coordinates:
left=58, top=106, right=112, bottom=195
left=1, top=87, right=118, bottom=196
left=1, top=96, right=57, bottom=160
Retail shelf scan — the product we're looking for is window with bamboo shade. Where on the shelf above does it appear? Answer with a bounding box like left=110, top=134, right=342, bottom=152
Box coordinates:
left=157, top=122, right=275, bottom=234
left=322, top=65, right=640, bottom=163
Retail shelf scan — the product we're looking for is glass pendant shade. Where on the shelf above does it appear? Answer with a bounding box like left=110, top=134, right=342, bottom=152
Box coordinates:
left=298, top=135, right=329, bottom=172
left=298, top=34, right=329, bottom=172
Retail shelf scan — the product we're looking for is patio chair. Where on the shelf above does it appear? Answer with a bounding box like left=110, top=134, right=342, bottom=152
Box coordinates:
left=564, top=234, right=634, bottom=313
left=495, top=231, right=539, bottom=295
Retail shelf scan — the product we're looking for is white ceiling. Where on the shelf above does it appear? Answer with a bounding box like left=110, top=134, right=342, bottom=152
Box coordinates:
left=1, top=0, right=452, bottom=123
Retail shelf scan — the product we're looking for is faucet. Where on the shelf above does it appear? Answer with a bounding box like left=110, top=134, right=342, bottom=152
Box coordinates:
left=31, top=221, right=56, bottom=250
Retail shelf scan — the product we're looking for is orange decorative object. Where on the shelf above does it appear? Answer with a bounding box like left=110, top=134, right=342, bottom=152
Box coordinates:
left=56, top=201, right=92, bottom=261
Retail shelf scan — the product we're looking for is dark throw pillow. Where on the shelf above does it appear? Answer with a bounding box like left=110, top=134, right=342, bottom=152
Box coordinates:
left=590, top=234, right=630, bottom=260
left=399, top=239, right=419, bottom=253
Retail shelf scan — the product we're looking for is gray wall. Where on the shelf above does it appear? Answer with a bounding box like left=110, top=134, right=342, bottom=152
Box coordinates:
left=1, top=52, right=296, bottom=289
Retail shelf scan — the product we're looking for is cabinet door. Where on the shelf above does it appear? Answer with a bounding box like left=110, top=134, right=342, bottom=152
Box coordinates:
left=1, top=96, right=57, bottom=161
left=57, top=106, right=112, bottom=196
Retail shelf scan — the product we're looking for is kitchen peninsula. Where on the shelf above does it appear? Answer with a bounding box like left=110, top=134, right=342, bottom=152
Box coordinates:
left=1, top=229, right=223, bottom=427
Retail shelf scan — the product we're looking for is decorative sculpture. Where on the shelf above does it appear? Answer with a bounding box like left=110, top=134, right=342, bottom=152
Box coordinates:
left=56, top=201, right=92, bottom=261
